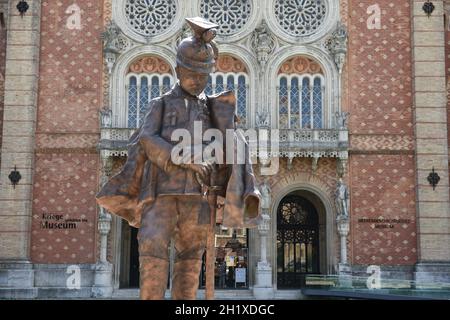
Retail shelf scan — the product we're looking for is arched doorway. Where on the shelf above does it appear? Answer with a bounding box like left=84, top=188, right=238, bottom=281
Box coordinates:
left=277, top=194, right=320, bottom=288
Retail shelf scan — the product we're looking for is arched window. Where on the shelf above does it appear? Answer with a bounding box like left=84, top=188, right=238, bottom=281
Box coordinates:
left=125, top=56, right=174, bottom=128
left=278, top=57, right=325, bottom=129
left=207, top=55, right=249, bottom=128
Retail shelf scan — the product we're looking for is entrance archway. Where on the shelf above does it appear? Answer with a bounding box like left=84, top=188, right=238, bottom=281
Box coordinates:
left=276, top=194, right=320, bottom=288
left=271, top=182, right=334, bottom=289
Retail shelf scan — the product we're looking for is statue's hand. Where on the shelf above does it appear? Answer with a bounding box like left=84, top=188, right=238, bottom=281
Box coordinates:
left=176, top=144, right=216, bottom=183
left=179, top=162, right=213, bottom=184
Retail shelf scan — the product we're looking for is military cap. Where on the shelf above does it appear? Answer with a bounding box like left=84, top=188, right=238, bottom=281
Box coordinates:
left=176, top=17, right=219, bottom=74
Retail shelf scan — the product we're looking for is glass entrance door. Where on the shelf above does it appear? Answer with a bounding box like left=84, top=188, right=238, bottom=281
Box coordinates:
left=277, top=195, right=320, bottom=288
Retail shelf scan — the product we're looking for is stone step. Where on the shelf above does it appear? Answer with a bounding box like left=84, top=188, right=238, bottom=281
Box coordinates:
left=0, top=288, right=38, bottom=299
left=112, top=289, right=255, bottom=300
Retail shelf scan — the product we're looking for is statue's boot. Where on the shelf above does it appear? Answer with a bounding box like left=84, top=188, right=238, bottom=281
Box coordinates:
left=139, top=256, right=169, bottom=300
left=171, top=259, right=203, bottom=300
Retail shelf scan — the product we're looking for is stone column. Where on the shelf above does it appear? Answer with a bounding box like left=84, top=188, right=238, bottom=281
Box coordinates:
left=0, top=0, right=41, bottom=296
left=412, top=0, right=450, bottom=285
left=336, top=216, right=351, bottom=287
left=253, top=213, right=274, bottom=299
left=335, top=161, right=352, bottom=286
left=253, top=182, right=274, bottom=299
left=337, top=216, right=349, bottom=265
left=92, top=153, right=113, bottom=298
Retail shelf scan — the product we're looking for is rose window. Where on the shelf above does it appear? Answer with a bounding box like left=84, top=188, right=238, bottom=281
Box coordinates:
left=274, top=0, right=326, bottom=37
left=124, top=0, right=177, bottom=36
left=200, top=0, right=252, bottom=35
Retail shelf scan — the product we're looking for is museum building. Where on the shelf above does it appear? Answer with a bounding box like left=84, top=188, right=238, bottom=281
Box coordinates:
left=0, top=0, right=450, bottom=299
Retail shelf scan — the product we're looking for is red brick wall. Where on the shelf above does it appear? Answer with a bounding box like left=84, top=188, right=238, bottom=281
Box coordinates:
left=347, top=0, right=417, bottom=265
left=31, top=0, right=103, bottom=264
left=350, top=155, right=417, bottom=265
left=348, top=1, right=413, bottom=135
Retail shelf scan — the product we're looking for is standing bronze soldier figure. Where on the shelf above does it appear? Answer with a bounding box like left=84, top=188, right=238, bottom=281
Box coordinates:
left=96, top=17, right=260, bottom=300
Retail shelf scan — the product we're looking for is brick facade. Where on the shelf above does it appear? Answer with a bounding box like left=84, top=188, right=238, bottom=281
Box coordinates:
left=30, top=0, right=103, bottom=264
left=1, top=0, right=449, bottom=298
left=347, top=0, right=417, bottom=266
left=350, top=154, right=417, bottom=265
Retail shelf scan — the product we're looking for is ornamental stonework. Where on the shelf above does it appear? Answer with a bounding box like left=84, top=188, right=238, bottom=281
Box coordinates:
left=216, top=55, right=248, bottom=73
left=200, top=0, right=252, bottom=36
left=278, top=56, right=323, bottom=75
left=340, top=0, right=349, bottom=26
left=124, top=0, right=177, bottom=37
left=103, top=0, right=112, bottom=25
left=128, top=56, right=173, bottom=75
left=274, top=0, right=326, bottom=37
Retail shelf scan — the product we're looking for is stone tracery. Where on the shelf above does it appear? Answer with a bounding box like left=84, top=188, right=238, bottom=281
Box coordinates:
left=200, top=0, right=252, bottom=35
left=124, top=0, right=177, bottom=37
left=274, top=0, right=327, bottom=37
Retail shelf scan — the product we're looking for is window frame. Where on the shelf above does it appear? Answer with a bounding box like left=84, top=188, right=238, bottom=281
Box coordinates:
left=207, top=72, right=250, bottom=127
left=125, top=73, right=175, bottom=128
left=277, top=73, right=326, bottom=130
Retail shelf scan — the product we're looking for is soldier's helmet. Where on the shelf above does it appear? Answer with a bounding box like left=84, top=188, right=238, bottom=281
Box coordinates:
left=176, top=17, right=219, bottom=74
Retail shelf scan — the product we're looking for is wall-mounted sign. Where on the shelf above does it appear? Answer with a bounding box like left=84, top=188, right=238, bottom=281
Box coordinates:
left=40, top=213, right=88, bottom=229
left=357, top=218, right=411, bottom=229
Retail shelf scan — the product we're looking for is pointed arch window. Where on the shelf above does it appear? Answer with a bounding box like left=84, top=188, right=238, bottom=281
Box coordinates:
left=125, top=56, right=174, bottom=128
left=278, top=57, right=325, bottom=129
left=207, top=55, right=249, bottom=128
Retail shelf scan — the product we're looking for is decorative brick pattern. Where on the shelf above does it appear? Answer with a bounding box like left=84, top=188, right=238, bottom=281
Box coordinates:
left=348, top=0, right=413, bottom=135
left=102, top=0, right=112, bottom=111
left=347, top=1, right=417, bottom=265
left=341, top=0, right=350, bottom=117
left=37, top=0, right=102, bottom=133
left=36, top=133, right=99, bottom=149
left=21, top=0, right=428, bottom=272
left=350, top=154, right=417, bottom=265
left=31, top=0, right=104, bottom=263
left=31, top=153, right=98, bottom=263
left=350, top=134, right=414, bottom=152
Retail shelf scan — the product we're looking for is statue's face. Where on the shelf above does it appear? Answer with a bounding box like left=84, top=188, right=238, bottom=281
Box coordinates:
left=176, top=66, right=210, bottom=96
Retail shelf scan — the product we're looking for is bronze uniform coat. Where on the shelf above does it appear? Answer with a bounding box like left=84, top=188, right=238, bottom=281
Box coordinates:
left=96, top=85, right=261, bottom=228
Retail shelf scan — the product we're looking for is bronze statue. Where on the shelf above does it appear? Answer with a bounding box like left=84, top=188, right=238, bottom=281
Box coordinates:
left=96, top=17, right=261, bottom=300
